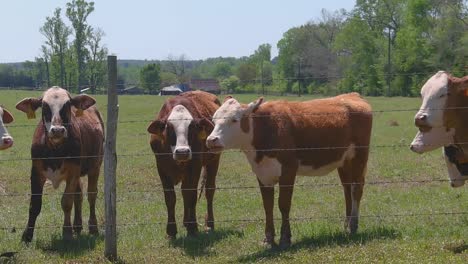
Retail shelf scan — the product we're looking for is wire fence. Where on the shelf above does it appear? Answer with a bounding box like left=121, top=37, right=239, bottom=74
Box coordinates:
left=1, top=70, right=467, bottom=260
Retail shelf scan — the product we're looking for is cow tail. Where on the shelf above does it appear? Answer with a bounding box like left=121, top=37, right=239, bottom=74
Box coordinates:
left=198, top=167, right=207, bottom=200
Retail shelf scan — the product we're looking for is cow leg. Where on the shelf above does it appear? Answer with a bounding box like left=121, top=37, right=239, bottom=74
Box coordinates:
left=278, top=169, right=296, bottom=249
left=87, top=168, right=99, bottom=235
left=338, top=154, right=367, bottom=235
left=62, top=173, right=80, bottom=240
left=181, top=165, right=202, bottom=236
left=204, top=158, right=219, bottom=232
left=258, top=179, right=275, bottom=247
left=22, top=166, right=45, bottom=243
left=159, top=170, right=177, bottom=238
left=73, top=178, right=83, bottom=235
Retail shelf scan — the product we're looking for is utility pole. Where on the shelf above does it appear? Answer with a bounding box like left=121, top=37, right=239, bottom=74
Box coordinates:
left=387, top=28, right=392, bottom=96
left=297, top=57, right=302, bottom=97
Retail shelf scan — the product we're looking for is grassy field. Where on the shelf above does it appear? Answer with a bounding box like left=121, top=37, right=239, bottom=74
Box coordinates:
left=0, top=90, right=467, bottom=263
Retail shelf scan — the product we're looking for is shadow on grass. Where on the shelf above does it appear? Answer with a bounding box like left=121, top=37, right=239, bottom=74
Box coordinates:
left=237, top=226, right=401, bottom=263
left=36, top=233, right=104, bottom=258
left=170, top=228, right=244, bottom=257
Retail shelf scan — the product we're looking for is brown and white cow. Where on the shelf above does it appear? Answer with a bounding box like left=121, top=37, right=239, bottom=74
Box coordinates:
left=0, top=106, right=14, bottom=150
left=148, top=91, right=221, bottom=238
left=410, top=71, right=468, bottom=187
left=16, top=87, right=104, bottom=242
left=206, top=93, right=373, bottom=248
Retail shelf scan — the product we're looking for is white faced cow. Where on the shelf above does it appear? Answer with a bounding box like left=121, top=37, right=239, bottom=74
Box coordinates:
left=16, top=86, right=104, bottom=242
left=410, top=71, right=468, bottom=187
left=0, top=106, right=14, bottom=150
left=206, top=93, right=373, bottom=248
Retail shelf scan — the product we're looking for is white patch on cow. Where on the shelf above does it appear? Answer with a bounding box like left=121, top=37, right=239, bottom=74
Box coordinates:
left=167, top=105, right=193, bottom=159
left=410, top=127, right=455, bottom=153
left=443, top=149, right=467, bottom=188
left=416, top=71, right=449, bottom=128
left=244, top=144, right=357, bottom=186
left=0, top=107, right=13, bottom=150
left=44, top=167, right=66, bottom=189
left=297, top=144, right=356, bottom=176
left=42, top=87, right=70, bottom=139
left=245, top=152, right=282, bottom=186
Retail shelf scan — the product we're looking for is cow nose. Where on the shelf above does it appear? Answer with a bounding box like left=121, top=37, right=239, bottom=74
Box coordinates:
left=206, top=136, right=219, bottom=146
left=2, top=137, right=13, bottom=146
left=51, top=126, right=66, bottom=135
left=174, top=147, right=191, bottom=161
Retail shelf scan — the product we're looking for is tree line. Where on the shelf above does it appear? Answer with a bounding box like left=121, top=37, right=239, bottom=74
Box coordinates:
left=1, top=0, right=467, bottom=96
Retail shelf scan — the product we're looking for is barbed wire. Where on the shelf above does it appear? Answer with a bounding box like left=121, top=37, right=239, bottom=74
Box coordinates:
left=0, top=178, right=460, bottom=198
left=1, top=211, right=466, bottom=232
left=1, top=142, right=468, bottom=162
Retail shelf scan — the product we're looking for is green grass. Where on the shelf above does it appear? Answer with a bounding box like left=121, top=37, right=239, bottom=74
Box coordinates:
left=0, top=91, right=467, bottom=263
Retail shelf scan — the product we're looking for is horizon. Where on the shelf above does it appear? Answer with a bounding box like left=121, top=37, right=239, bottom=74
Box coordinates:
left=0, top=0, right=355, bottom=63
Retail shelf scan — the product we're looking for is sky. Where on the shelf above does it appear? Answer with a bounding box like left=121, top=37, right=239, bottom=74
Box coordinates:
left=0, top=0, right=356, bottom=63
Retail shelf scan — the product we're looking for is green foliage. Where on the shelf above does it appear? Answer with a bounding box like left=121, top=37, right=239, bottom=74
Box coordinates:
left=236, top=63, right=257, bottom=87
left=220, top=75, right=240, bottom=93
left=139, top=63, right=161, bottom=92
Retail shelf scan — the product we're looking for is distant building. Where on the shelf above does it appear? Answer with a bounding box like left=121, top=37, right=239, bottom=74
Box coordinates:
left=189, top=79, right=220, bottom=94
left=119, top=86, right=145, bottom=95
left=160, top=85, right=183, bottom=96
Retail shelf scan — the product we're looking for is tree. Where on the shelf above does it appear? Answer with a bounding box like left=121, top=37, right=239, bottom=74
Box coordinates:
left=140, top=63, right=161, bottom=93
left=86, top=27, right=107, bottom=93
left=66, top=0, right=95, bottom=89
left=220, top=75, right=240, bottom=93
left=236, top=63, right=257, bottom=87
left=212, top=62, right=232, bottom=79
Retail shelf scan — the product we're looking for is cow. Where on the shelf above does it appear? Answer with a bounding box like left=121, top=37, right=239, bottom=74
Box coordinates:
left=206, top=93, right=373, bottom=248
left=15, top=86, right=104, bottom=242
left=147, top=91, right=221, bottom=238
left=410, top=71, right=468, bottom=187
left=0, top=106, right=14, bottom=150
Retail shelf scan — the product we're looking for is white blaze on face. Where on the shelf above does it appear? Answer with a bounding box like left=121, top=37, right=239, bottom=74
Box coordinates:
left=167, top=105, right=193, bottom=160
left=416, top=71, right=449, bottom=128
left=410, top=127, right=455, bottom=153
left=0, top=107, right=13, bottom=150
left=42, top=87, right=70, bottom=139
left=207, top=98, right=252, bottom=150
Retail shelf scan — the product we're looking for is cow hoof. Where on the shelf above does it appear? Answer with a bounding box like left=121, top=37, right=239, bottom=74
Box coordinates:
left=261, top=236, right=276, bottom=249
left=63, top=228, right=73, bottom=241
left=21, top=230, right=33, bottom=243
left=89, top=226, right=99, bottom=235
left=187, top=230, right=198, bottom=237
left=73, top=226, right=82, bottom=236
left=166, top=234, right=176, bottom=240
left=279, top=238, right=292, bottom=250
left=204, top=225, right=214, bottom=233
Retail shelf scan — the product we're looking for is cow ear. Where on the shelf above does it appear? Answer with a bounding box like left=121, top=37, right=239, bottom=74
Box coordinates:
left=196, top=118, right=214, bottom=140
left=2, top=108, right=14, bottom=124
left=223, top=95, right=233, bottom=103
left=245, top=97, right=264, bottom=115
left=71, top=94, right=96, bottom=110
left=147, top=120, right=166, bottom=135
left=16, top=97, right=42, bottom=119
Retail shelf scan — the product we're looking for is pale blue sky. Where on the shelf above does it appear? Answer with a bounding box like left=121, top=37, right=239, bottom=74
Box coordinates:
left=0, top=0, right=355, bottom=62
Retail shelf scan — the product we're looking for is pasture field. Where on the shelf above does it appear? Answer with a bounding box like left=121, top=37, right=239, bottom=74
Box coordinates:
left=0, top=90, right=467, bottom=263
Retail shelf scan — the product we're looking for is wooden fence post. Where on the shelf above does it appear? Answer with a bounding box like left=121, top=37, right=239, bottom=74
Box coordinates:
left=105, top=55, right=118, bottom=261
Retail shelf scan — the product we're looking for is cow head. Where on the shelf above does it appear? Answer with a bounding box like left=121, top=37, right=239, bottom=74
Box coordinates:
left=206, top=96, right=263, bottom=152
left=148, top=104, right=214, bottom=162
left=0, top=106, right=14, bottom=150
left=410, top=72, right=468, bottom=187
left=16, top=87, right=96, bottom=146
left=410, top=71, right=468, bottom=153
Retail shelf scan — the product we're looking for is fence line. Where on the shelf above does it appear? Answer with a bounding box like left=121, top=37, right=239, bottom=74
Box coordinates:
left=0, top=178, right=459, bottom=198
left=1, top=211, right=467, bottom=232
left=4, top=106, right=468, bottom=129
left=0, top=142, right=467, bottom=163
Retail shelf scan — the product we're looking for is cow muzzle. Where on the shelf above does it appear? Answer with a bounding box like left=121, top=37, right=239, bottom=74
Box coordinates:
left=0, top=136, right=13, bottom=150
left=206, top=136, right=224, bottom=153
left=173, top=147, right=192, bottom=161
left=48, top=125, right=67, bottom=143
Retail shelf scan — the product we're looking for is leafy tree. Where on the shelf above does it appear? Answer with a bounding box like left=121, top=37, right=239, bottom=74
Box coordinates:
left=160, top=72, right=179, bottom=88
left=212, top=62, right=232, bottom=79
left=236, top=63, right=257, bottom=87
left=86, top=27, right=107, bottom=93
left=220, top=75, right=240, bottom=93
left=66, top=0, right=95, bottom=89
left=140, top=63, right=161, bottom=92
